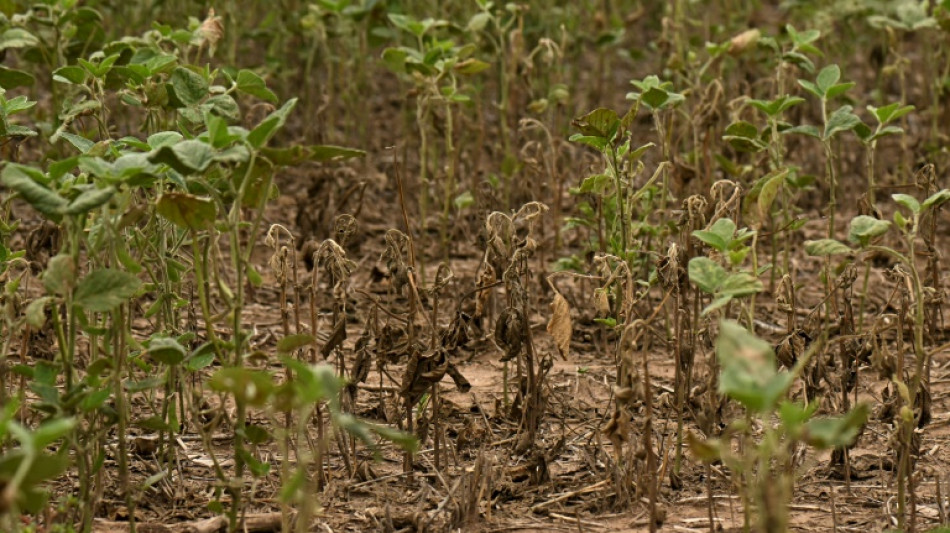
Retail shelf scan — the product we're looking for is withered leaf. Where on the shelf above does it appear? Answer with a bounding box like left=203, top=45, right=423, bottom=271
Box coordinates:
left=547, top=290, right=572, bottom=360
left=321, top=317, right=347, bottom=359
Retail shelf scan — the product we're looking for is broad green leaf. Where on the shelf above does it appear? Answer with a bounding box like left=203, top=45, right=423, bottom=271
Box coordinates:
left=168, top=66, right=208, bottom=107
left=1, top=164, right=67, bottom=222
left=716, top=320, right=790, bottom=413
left=149, top=139, right=215, bottom=173
left=804, top=239, right=852, bottom=256
left=467, top=12, right=491, bottom=32
left=640, top=87, right=670, bottom=110
left=147, top=131, right=184, bottom=149
left=568, top=134, right=608, bottom=151
left=825, top=82, right=855, bottom=100
left=277, top=334, right=315, bottom=354
left=718, top=272, right=763, bottom=298
left=236, top=69, right=278, bottom=103
left=921, top=189, right=950, bottom=210
left=686, top=433, right=722, bottom=462
left=73, top=269, right=141, bottom=312
left=0, top=28, right=39, bottom=51
left=784, top=124, right=820, bottom=138
left=824, top=105, right=861, bottom=139
left=869, top=102, right=914, bottom=124
left=815, top=64, right=840, bottom=95
left=756, top=168, right=788, bottom=224
left=0, top=66, right=36, bottom=89
left=367, top=421, right=419, bottom=453
left=58, top=132, right=95, bottom=153
left=32, top=418, right=76, bottom=449
left=803, top=403, right=869, bottom=449
left=63, top=185, right=115, bottom=215
left=248, top=98, right=297, bottom=148
left=688, top=257, right=727, bottom=294
left=2, top=95, right=35, bottom=114
left=25, top=297, right=52, bottom=328
left=892, top=193, right=920, bottom=214
left=148, top=336, right=186, bottom=366
left=454, top=58, right=490, bottom=75
left=43, top=255, right=77, bottom=296
left=571, top=108, right=619, bottom=139
left=210, top=368, right=275, bottom=407
left=156, top=193, right=217, bottom=231
left=848, top=215, right=891, bottom=246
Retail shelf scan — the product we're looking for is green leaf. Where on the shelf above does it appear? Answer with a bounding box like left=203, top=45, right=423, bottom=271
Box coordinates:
left=147, top=131, right=184, bottom=149
left=848, top=215, right=891, bottom=247
left=0, top=28, right=40, bottom=51
left=716, top=320, right=790, bottom=413
left=63, top=185, right=115, bottom=215
left=156, top=193, right=217, bottom=231
left=43, top=255, right=77, bottom=296
left=869, top=102, right=914, bottom=125
left=823, top=105, right=861, bottom=139
left=803, top=403, right=869, bottom=449
left=815, top=64, right=840, bottom=95
left=568, top=134, right=608, bottom=151
left=74, top=269, right=141, bottom=312
left=25, top=297, right=52, bottom=328
left=149, top=139, right=215, bottom=174
left=168, top=67, right=209, bottom=107
left=921, top=189, right=950, bottom=211
left=148, top=336, right=186, bottom=366
left=723, top=121, right=767, bottom=152
left=718, top=272, right=763, bottom=298
left=210, top=368, right=275, bottom=407
left=640, top=87, right=670, bottom=110
left=259, top=144, right=365, bottom=165
left=688, top=257, right=727, bottom=294
left=367, top=421, right=419, bottom=453
left=797, top=79, right=820, bottom=98
left=277, top=334, right=315, bottom=354
left=784, top=124, right=820, bottom=138
left=454, top=58, right=490, bottom=75
left=755, top=168, right=788, bottom=224
left=0, top=66, right=36, bottom=89
left=571, top=108, right=619, bottom=139
left=686, top=433, right=722, bottom=462
left=247, top=98, right=297, bottom=149
left=32, top=418, right=76, bottom=449
left=58, top=132, right=95, bottom=153
left=0, top=164, right=67, bottom=222
left=892, top=193, right=921, bottom=215
left=824, top=81, right=854, bottom=100
left=236, top=69, right=278, bottom=104
left=804, top=239, right=852, bottom=256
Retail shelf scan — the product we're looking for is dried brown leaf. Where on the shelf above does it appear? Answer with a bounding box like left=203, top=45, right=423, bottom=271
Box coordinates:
left=546, top=290, right=571, bottom=360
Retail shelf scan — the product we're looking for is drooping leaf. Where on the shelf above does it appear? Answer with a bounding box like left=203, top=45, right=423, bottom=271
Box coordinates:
left=804, top=239, right=852, bottom=256
left=1, top=164, right=67, bottom=221
left=73, top=269, right=142, bottom=312
left=848, top=215, right=891, bottom=247
left=247, top=98, right=297, bottom=148
left=803, top=403, right=869, bottom=449
left=148, top=336, right=187, bottom=366
left=156, top=193, right=217, bottom=231
left=148, top=139, right=215, bottom=174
